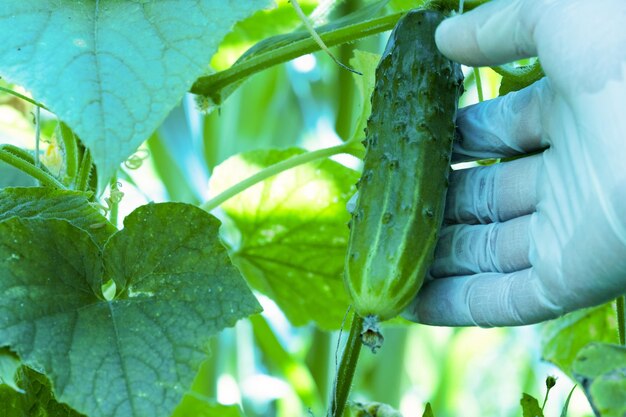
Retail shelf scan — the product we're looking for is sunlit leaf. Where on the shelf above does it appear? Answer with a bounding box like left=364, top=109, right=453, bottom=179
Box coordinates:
left=0, top=1, right=271, bottom=187
left=0, top=203, right=261, bottom=417
left=209, top=148, right=359, bottom=329
left=211, top=0, right=318, bottom=71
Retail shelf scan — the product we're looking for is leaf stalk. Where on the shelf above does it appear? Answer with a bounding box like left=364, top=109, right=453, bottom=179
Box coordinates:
left=201, top=141, right=361, bottom=212
left=329, top=312, right=363, bottom=417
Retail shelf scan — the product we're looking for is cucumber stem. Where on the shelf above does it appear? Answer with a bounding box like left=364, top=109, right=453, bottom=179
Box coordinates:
left=329, top=312, right=364, bottom=417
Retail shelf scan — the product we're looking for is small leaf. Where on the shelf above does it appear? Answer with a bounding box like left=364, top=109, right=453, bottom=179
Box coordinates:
left=520, top=393, right=544, bottom=417
left=541, top=303, right=618, bottom=377
left=572, top=343, right=626, bottom=417
left=209, top=148, right=359, bottom=329
left=0, top=1, right=271, bottom=186
left=422, top=402, right=435, bottom=417
left=0, top=203, right=261, bottom=417
left=0, top=186, right=115, bottom=247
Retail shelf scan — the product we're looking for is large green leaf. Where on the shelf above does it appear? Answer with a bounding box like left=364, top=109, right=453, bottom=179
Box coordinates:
left=0, top=187, right=115, bottom=247
left=541, top=303, right=618, bottom=376
left=0, top=1, right=271, bottom=186
left=209, top=148, right=359, bottom=329
left=0, top=203, right=261, bottom=417
left=572, top=343, right=626, bottom=417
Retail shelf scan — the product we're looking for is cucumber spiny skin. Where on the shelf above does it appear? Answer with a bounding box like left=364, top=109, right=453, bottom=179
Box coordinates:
left=344, top=10, right=463, bottom=322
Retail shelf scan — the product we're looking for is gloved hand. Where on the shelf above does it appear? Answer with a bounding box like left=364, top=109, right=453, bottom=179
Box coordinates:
left=403, top=0, right=626, bottom=327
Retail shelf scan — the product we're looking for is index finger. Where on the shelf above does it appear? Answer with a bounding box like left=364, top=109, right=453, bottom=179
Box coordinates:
left=435, top=0, right=539, bottom=66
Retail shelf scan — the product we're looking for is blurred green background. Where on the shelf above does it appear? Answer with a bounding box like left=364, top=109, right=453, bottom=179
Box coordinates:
left=0, top=0, right=610, bottom=416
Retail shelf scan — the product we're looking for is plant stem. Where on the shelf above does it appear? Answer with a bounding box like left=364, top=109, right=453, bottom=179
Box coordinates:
left=59, top=122, right=79, bottom=184
left=474, top=67, right=484, bottom=102
left=0, top=145, right=65, bottom=189
left=76, top=149, right=93, bottom=192
left=0, top=86, right=48, bottom=109
left=329, top=312, right=363, bottom=417
left=201, top=142, right=360, bottom=212
left=108, top=176, right=120, bottom=226
left=191, top=12, right=402, bottom=101
left=617, top=296, right=625, bottom=345
left=34, top=106, right=41, bottom=172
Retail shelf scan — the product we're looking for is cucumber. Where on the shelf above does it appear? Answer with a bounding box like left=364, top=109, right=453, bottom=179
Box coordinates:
left=344, top=9, right=463, bottom=350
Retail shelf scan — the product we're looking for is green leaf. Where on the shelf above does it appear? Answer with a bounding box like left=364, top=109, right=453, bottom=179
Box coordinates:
left=520, top=393, right=544, bottom=417
left=209, top=148, right=359, bottom=329
left=348, top=49, right=380, bottom=143
left=0, top=348, right=21, bottom=393
left=0, top=186, right=115, bottom=247
left=0, top=366, right=86, bottom=417
left=559, top=385, right=577, bottom=417
left=0, top=203, right=261, bottom=417
left=541, top=303, right=618, bottom=377
left=0, top=1, right=271, bottom=186
left=422, top=402, right=435, bottom=417
left=572, top=343, right=626, bottom=417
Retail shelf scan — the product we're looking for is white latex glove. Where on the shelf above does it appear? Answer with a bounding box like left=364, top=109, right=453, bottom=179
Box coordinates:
left=403, top=0, right=626, bottom=327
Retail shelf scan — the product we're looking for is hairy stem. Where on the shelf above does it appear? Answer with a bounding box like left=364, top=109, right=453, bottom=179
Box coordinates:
left=201, top=142, right=360, bottom=212
left=617, top=296, right=625, bottom=345
left=75, top=149, right=93, bottom=192
left=59, top=122, right=79, bottom=184
left=0, top=145, right=64, bottom=189
left=329, top=312, right=363, bottom=417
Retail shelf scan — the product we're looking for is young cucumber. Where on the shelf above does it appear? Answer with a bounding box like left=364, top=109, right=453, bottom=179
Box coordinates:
left=344, top=9, right=463, bottom=350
